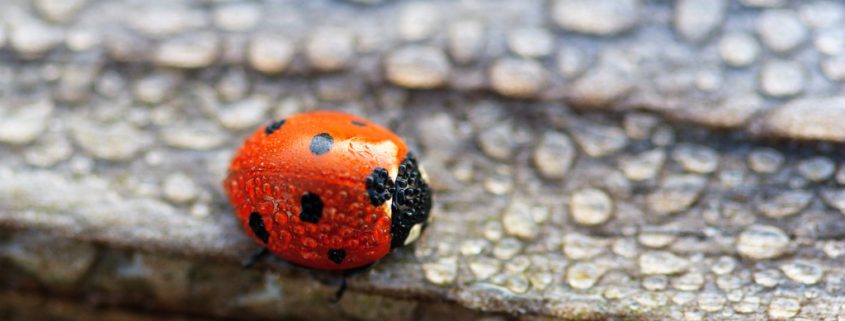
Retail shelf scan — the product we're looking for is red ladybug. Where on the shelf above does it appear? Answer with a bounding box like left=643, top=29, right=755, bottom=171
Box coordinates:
left=224, top=111, right=432, bottom=271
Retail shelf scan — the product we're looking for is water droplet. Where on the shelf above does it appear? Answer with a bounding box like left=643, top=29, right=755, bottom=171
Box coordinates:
left=748, top=148, right=784, bottom=174
left=640, top=251, right=690, bottom=275
left=768, top=297, right=801, bottom=319
left=612, top=238, right=639, bottom=258
left=468, top=256, right=500, bottom=280
left=483, top=167, right=513, bottom=195
left=796, top=156, right=835, bottom=182
left=566, top=262, right=605, bottom=289
left=423, top=257, right=458, bottom=285
left=698, top=292, right=727, bottom=312
left=460, top=239, right=489, bottom=256
left=532, top=131, right=576, bottom=179
left=569, top=188, right=614, bottom=226
left=803, top=287, right=823, bottom=300
left=823, top=240, right=845, bottom=258
left=726, top=289, right=744, bottom=302
left=638, top=232, right=676, bottom=248
left=711, top=256, right=737, bottom=275
left=754, top=269, right=782, bottom=288
left=698, top=292, right=726, bottom=312
left=642, top=275, right=668, bottom=291
left=716, top=274, right=743, bottom=291
left=563, top=234, right=607, bottom=260
left=190, top=202, right=210, bottom=218
left=633, top=292, right=669, bottom=308
left=504, top=255, right=531, bottom=273
left=603, top=286, right=636, bottom=300
left=652, top=125, right=676, bottom=147
left=683, top=310, right=704, bottom=321
left=672, top=291, right=696, bottom=305
left=734, top=295, right=760, bottom=314
left=647, top=174, right=708, bottom=215
left=493, top=238, right=522, bottom=260
left=623, top=112, right=659, bottom=139
left=162, top=172, right=199, bottom=204
left=736, top=224, right=790, bottom=260
left=781, top=260, right=823, bottom=284
left=527, top=271, right=553, bottom=291
left=569, top=120, right=628, bottom=157
left=502, top=201, right=539, bottom=239
left=483, top=221, right=504, bottom=241
left=620, top=148, right=666, bottom=181
left=504, top=273, right=530, bottom=293
left=756, top=190, right=813, bottom=219
left=673, top=272, right=705, bottom=291
left=672, top=144, right=719, bottom=174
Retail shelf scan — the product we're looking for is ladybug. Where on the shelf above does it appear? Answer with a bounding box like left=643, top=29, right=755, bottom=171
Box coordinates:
left=224, top=111, right=432, bottom=272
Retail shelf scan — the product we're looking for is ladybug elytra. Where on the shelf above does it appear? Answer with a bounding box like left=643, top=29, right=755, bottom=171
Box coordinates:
left=224, top=111, right=432, bottom=270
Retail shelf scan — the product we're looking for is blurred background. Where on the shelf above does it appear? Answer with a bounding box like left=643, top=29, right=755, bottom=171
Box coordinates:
left=2, top=0, right=845, bottom=320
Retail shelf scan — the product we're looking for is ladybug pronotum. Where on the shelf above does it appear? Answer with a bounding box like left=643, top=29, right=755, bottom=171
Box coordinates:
left=224, top=111, right=432, bottom=270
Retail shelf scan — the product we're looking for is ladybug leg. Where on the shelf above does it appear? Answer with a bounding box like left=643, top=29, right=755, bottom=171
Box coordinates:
left=331, top=276, right=348, bottom=303
left=241, top=247, right=269, bottom=269
left=330, top=263, right=375, bottom=303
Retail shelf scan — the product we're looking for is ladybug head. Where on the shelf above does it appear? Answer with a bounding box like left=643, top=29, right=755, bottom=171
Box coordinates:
left=388, top=152, right=432, bottom=249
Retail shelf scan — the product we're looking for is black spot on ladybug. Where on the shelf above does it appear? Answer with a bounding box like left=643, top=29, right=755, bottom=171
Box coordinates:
left=299, top=193, right=323, bottom=223
left=390, top=152, right=432, bottom=249
left=265, top=119, right=286, bottom=135
left=351, top=120, right=367, bottom=127
left=366, top=167, right=395, bottom=206
left=249, top=212, right=270, bottom=243
left=310, top=133, right=333, bottom=155
left=328, top=248, right=346, bottom=264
